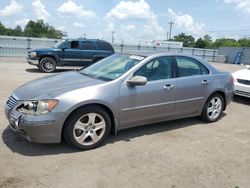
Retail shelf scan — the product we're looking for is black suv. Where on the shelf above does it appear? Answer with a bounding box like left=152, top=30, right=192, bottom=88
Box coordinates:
left=27, top=39, right=115, bottom=72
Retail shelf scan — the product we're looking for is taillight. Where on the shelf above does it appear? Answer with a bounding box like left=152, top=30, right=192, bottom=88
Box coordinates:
left=230, top=75, right=236, bottom=85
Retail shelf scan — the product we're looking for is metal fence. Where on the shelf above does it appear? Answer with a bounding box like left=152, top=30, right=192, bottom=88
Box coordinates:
left=0, top=35, right=218, bottom=61
left=218, top=47, right=250, bottom=64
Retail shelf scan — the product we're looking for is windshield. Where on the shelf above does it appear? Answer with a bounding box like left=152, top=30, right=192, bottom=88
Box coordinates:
left=79, top=54, right=145, bottom=81
left=54, top=40, right=66, bottom=48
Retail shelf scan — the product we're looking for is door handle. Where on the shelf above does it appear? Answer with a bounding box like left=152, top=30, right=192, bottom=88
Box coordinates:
left=202, top=80, right=210, bottom=85
left=164, top=84, right=174, bottom=90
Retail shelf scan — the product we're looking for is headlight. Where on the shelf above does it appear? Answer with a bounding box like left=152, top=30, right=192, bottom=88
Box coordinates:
left=17, top=100, right=58, bottom=115
left=29, top=51, right=37, bottom=58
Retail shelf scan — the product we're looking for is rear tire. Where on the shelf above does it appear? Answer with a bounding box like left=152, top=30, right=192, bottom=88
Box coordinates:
left=201, top=93, right=224, bottom=123
left=39, top=57, right=57, bottom=73
left=63, top=105, right=111, bottom=150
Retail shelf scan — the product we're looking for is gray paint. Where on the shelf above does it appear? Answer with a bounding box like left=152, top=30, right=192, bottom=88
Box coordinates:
left=5, top=53, right=234, bottom=143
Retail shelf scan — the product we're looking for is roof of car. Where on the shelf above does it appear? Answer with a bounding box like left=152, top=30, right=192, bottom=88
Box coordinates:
left=64, top=38, right=110, bottom=43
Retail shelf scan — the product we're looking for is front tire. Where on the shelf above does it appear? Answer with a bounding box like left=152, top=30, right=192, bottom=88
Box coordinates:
left=39, top=57, right=57, bottom=73
left=201, top=93, right=224, bottom=123
left=63, top=106, right=111, bottom=150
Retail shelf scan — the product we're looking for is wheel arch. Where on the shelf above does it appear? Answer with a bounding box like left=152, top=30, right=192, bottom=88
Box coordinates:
left=61, top=103, right=117, bottom=142
left=39, top=55, right=58, bottom=64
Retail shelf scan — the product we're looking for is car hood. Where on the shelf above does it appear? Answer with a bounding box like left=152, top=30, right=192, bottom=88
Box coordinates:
left=13, top=71, right=105, bottom=100
left=232, top=68, right=250, bottom=80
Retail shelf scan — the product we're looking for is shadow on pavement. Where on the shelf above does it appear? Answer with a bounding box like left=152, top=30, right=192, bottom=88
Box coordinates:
left=233, top=95, right=250, bottom=106
left=25, top=68, right=77, bottom=73
left=2, top=115, right=225, bottom=156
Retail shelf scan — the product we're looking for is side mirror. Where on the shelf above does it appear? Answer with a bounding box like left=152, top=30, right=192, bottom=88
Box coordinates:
left=127, top=76, right=147, bottom=87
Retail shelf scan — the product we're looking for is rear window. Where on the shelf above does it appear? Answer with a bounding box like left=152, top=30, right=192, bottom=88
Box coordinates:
left=96, top=42, right=114, bottom=51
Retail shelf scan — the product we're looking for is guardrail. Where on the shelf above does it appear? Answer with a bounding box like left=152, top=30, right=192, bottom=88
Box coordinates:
left=0, top=35, right=218, bottom=61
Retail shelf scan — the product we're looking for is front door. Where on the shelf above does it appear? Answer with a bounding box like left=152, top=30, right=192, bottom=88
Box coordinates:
left=119, top=56, right=176, bottom=128
left=61, top=40, right=82, bottom=66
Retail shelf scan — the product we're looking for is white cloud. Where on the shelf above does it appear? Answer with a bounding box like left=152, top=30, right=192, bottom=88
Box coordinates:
left=106, top=0, right=151, bottom=20
left=32, top=0, right=50, bottom=21
left=57, top=0, right=96, bottom=18
left=223, top=0, right=250, bottom=15
left=168, top=9, right=204, bottom=35
left=56, top=25, right=66, bottom=31
left=105, top=0, right=165, bottom=42
left=15, top=18, right=29, bottom=26
left=125, top=25, right=136, bottom=31
left=73, top=22, right=85, bottom=28
left=0, top=0, right=22, bottom=17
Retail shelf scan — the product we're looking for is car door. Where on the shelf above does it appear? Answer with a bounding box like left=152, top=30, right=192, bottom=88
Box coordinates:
left=80, top=41, right=97, bottom=66
left=119, top=56, right=176, bottom=128
left=174, top=56, right=211, bottom=116
left=61, top=40, right=82, bottom=66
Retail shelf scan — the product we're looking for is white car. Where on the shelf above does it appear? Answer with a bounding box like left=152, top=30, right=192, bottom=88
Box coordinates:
left=232, top=66, right=250, bottom=98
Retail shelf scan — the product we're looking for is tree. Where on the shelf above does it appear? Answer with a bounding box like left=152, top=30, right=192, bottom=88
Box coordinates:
left=23, top=20, right=62, bottom=38
left=238, top=38, right=250, bottom=47
left=0, top=21, right=6, bottom=35
left=194, top=38, right=208, bottom=48
left=203, top=34, right=212, bottom=48
left=172, top=33, right=195, bottom=47
left=212, top=38, right=240, bottom=48
left=13, top=25, right=23, bottom=36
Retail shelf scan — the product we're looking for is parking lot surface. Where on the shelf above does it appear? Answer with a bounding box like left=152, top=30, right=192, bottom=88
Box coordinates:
left=0, top=57, right=249, bottom=188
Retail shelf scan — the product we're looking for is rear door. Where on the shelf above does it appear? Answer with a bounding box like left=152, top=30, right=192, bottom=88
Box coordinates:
left=119, top=56, right=176, bottom=128
left=80, top=41, right=97, bottom=66
left=174, top=56, right=211, bottom=116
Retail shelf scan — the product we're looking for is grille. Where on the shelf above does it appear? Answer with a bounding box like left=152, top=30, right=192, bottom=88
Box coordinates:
left=6, top=95, right=18, bottom=109
left=237, top=79, right=250, bottom=85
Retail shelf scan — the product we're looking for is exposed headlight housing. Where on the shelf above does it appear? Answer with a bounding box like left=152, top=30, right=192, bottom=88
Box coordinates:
left=29, top=51, right=37, bottom=58
left=17, top=100, right=58, bottom=115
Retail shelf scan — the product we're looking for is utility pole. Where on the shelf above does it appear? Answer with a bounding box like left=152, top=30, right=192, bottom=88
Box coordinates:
left=111, top=31, right=115, bottom=44
left=168, top=20, right=174, bottom=40
left=84, top=34, right=86, bottom=39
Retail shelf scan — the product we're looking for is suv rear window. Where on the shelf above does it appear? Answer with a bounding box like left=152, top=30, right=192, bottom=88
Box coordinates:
left=96, top=42, right=114, bottom=51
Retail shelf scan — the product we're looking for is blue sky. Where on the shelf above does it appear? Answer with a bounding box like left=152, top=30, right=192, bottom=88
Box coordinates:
left=0, top=0, right=250, bottom=44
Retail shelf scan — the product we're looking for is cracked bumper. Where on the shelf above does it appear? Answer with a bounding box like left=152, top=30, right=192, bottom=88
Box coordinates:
left=5, top=104, right=64, bottom=143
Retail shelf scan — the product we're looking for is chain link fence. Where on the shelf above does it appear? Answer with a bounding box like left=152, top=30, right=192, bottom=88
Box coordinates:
left=0, top=35, right=219, bottom=62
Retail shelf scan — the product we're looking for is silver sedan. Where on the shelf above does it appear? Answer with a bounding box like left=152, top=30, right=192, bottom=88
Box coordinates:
left=5, top=53, right=234, bottom=150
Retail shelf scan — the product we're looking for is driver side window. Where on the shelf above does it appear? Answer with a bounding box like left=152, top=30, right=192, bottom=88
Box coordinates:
left=134, top=56, right=173, bottom=81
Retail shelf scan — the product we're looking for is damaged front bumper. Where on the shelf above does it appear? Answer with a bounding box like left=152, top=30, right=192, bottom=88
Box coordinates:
left=5, top=103, right=64, bottom=144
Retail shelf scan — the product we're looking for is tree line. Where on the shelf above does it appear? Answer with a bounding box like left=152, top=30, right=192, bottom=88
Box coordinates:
left=0, top=20, right=250, bottom=48
left=0, top=20, right=62, bottom=39
left=171, top=33, right=250, bottom=48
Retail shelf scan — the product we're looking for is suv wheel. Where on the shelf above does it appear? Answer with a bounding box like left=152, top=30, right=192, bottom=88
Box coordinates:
left=201, top=93, right=224, bottom=123
left=63, top=106, right=111, bottom=150
left=39, top=57, right=57, bottom=73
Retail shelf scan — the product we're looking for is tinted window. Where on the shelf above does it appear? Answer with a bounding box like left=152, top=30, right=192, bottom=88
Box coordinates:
left=81, top=41, right=96, bottom=50
left=134, top=56, right=173, bottom=81
left=97, top=42, right=114, bottom=51
left=62, top=41, right=80, bottom=49
left=176, top=56, right=209, bottom=77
